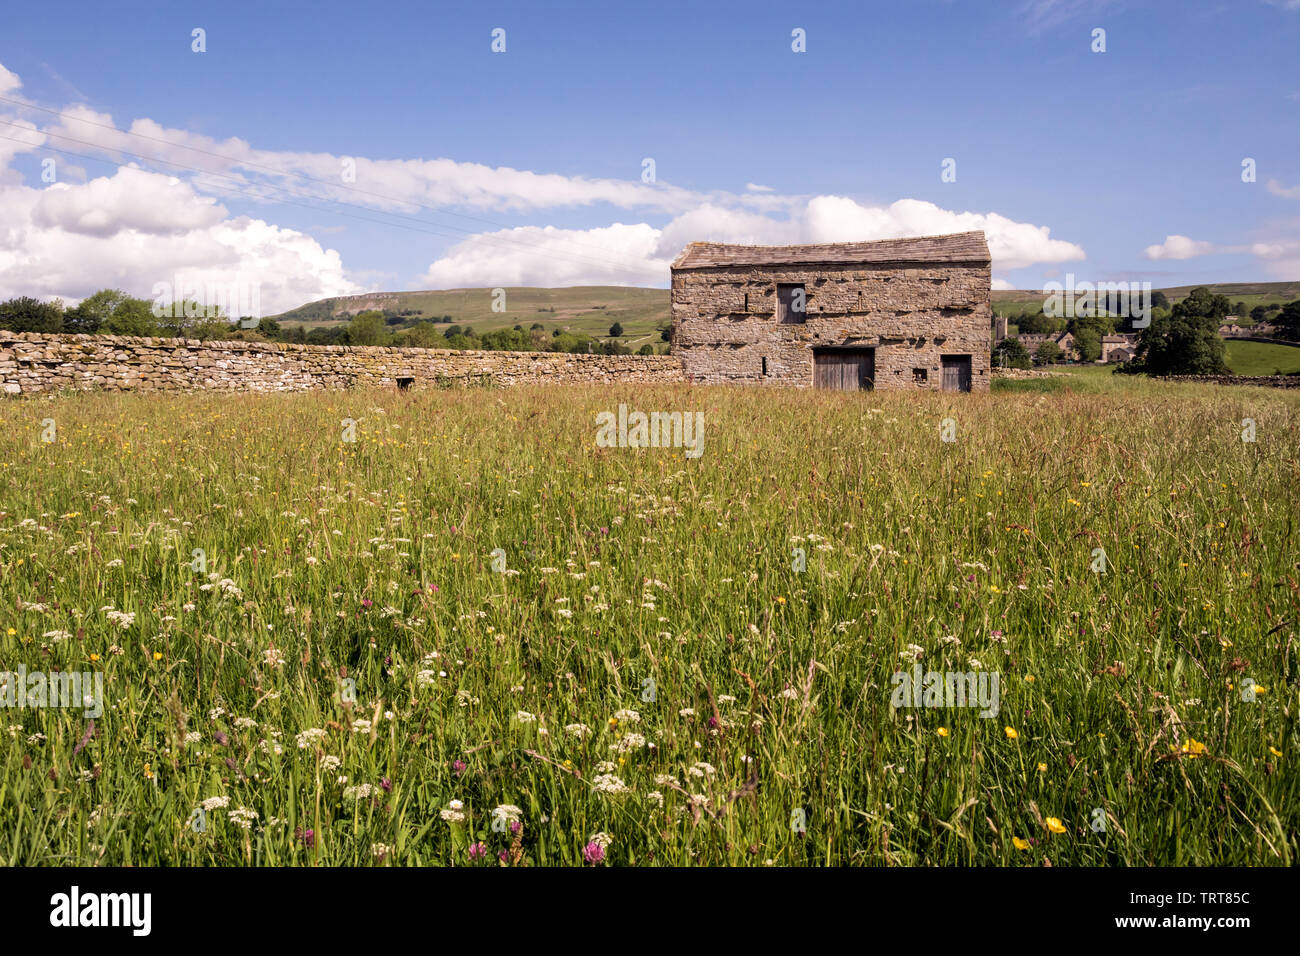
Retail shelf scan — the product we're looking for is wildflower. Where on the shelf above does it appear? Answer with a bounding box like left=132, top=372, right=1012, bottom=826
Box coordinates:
left=515, top=711, right=536, bottom=723
left=1005, top=727, right=1019, bottom=740
left=591, top=774, right=629, bottom=795
left=565, top=723, right=591, bottom=739
left=229, top=807, right=259, bottom=830
left=440, top=799, right=466, bottom=823
left=468, top=842, right=488, bottom=862
left=1037, top=763, right=1048, bottom=773
left=1012, top=837, right=1031, bottom=851
left=610, top=733, right=646, bottom=753
left=492, top=804, right=523, bottom=826
left=937, top=727, right=949, bottom=738
left=1046, top=818, right=1067, bottom=834
left=1178, top=738, right=1207, bottom=758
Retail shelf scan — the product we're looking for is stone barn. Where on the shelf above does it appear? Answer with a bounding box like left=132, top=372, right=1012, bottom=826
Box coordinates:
left=670, top=231, right=992, bottom=391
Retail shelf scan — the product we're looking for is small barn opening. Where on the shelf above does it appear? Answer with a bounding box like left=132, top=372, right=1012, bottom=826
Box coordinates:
left=777, top=284, right=807, bottom=324
left=397, top=377, right=414, bottom=391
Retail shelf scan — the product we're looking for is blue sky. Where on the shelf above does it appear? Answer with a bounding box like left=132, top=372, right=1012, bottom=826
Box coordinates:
left=0, top=0, right=1297, bottom=312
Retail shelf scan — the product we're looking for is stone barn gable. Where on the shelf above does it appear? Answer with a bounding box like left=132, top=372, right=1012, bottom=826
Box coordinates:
left=670, top=231, right=992, bottom=391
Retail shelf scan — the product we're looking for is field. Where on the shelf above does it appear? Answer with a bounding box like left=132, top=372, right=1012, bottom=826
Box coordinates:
left=273, top=286, right=670, bottom=349
left=1, top=375, right=1297, bottom=866
left=1225, top=340, right=1300, bottom=376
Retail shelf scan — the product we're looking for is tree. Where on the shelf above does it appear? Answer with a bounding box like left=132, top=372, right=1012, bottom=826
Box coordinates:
left=1034, top=340, right=1062, bottom=365
left=0, top=296, right=63, bottom=332
left=992, top=337, right=1031, bottom=369
left=104, top=297, right=161, bottom=336
left=1173, top=286, right=1231, bottom=324
left=1250, top=304, right=1269, bottom=323
left=1130, top=288, right=1230, bottom=375
left=1072, top=328, right=1102, bottom=363
left=608, top=322, right=624, bottom=338
left=1275, top=301, right=1300, bottom=342
left=348, top=310, right=389, bottom=346
left=1151, top=290, right=1170, bottom=310
left=255, top=318, right=282, bottom=340
left=399, top=322, right=441, bottom=348
left=64, top=289, right=133, bottom=333
left=637, top=344, right=655, bottom=355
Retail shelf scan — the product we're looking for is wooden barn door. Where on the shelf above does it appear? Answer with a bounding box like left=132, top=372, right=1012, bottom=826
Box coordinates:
left=941, top=355, right=972, bottom=392
left=814, top=349, right=875, bottom=391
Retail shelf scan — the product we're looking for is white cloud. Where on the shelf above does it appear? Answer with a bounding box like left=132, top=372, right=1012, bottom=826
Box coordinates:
left=1266, top=178, right=1300, bottom=199
left=0, top=164, right=358, bottom=313
left=0, top=64, right=22, bottom=97
left=420, top=223, right=666, bottom=288
left=421, top=196, right=1086, bottom=288
left=1143, top=235, right=1217, bottom=260
left=800, top=197, right=1085, bottom=270
left=32, top=167, right=226, bottom=237
left=991, top=278, right=1015, bottom=291
left=745, top=183, right=774, bottom=193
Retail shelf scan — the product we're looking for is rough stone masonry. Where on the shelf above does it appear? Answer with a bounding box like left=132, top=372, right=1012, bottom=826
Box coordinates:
left=0, top=333, right=685, bottom=395
left=670, top=231, right=992, bottom=391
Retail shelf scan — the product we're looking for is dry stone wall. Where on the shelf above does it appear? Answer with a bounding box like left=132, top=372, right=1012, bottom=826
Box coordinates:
left=0, top=333, right=685, bottom=395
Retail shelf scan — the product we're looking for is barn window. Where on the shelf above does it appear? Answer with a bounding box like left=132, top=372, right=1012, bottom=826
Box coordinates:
left=397, top=377, right=414, bottom=391
left=762, top=357, right=768, bottom=376
left=913, top=368, right=927, bottom=384
left=777, top=284, right=806, bottom=323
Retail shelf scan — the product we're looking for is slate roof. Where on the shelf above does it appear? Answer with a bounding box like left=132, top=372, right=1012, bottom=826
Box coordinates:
left=671, top=231, right=991, bottom=270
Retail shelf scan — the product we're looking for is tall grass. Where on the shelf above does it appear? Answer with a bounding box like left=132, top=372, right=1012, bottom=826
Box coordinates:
left=0, top=377, right=1296, bottom=866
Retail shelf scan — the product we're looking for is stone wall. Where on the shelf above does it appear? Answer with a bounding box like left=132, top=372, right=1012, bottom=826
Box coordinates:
left=1157, top=374, right=1300, bottom=389
left=671, top=262, right=991, bottom=391
left=0, top=332, right=685, bottom=395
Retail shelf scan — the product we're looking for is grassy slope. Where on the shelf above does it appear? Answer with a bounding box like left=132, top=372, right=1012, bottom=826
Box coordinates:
left=1, top=374, right=1296, bottom=866
left=273, top=286, right=671, bottom=347
left=1224, top=340, right=1300, bottom=376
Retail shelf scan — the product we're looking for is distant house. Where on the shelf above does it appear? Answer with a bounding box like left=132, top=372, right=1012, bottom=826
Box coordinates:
left=1100, top=333, right=1139, bottom=363
left=1016, top=331, right=1076, bottom=362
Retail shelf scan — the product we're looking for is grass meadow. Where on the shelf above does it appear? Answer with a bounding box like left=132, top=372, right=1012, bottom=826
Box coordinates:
left=1, top=374, right=1297, bottom=866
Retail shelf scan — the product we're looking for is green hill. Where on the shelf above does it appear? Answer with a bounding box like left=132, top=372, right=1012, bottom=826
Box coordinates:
left=990, top=281, right=1300, bottom=318
left=271, top=286, right=671, bottom=348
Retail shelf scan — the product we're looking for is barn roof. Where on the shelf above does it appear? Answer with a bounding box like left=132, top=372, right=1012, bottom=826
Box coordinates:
left=671, top=231, right=991, bottom=270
